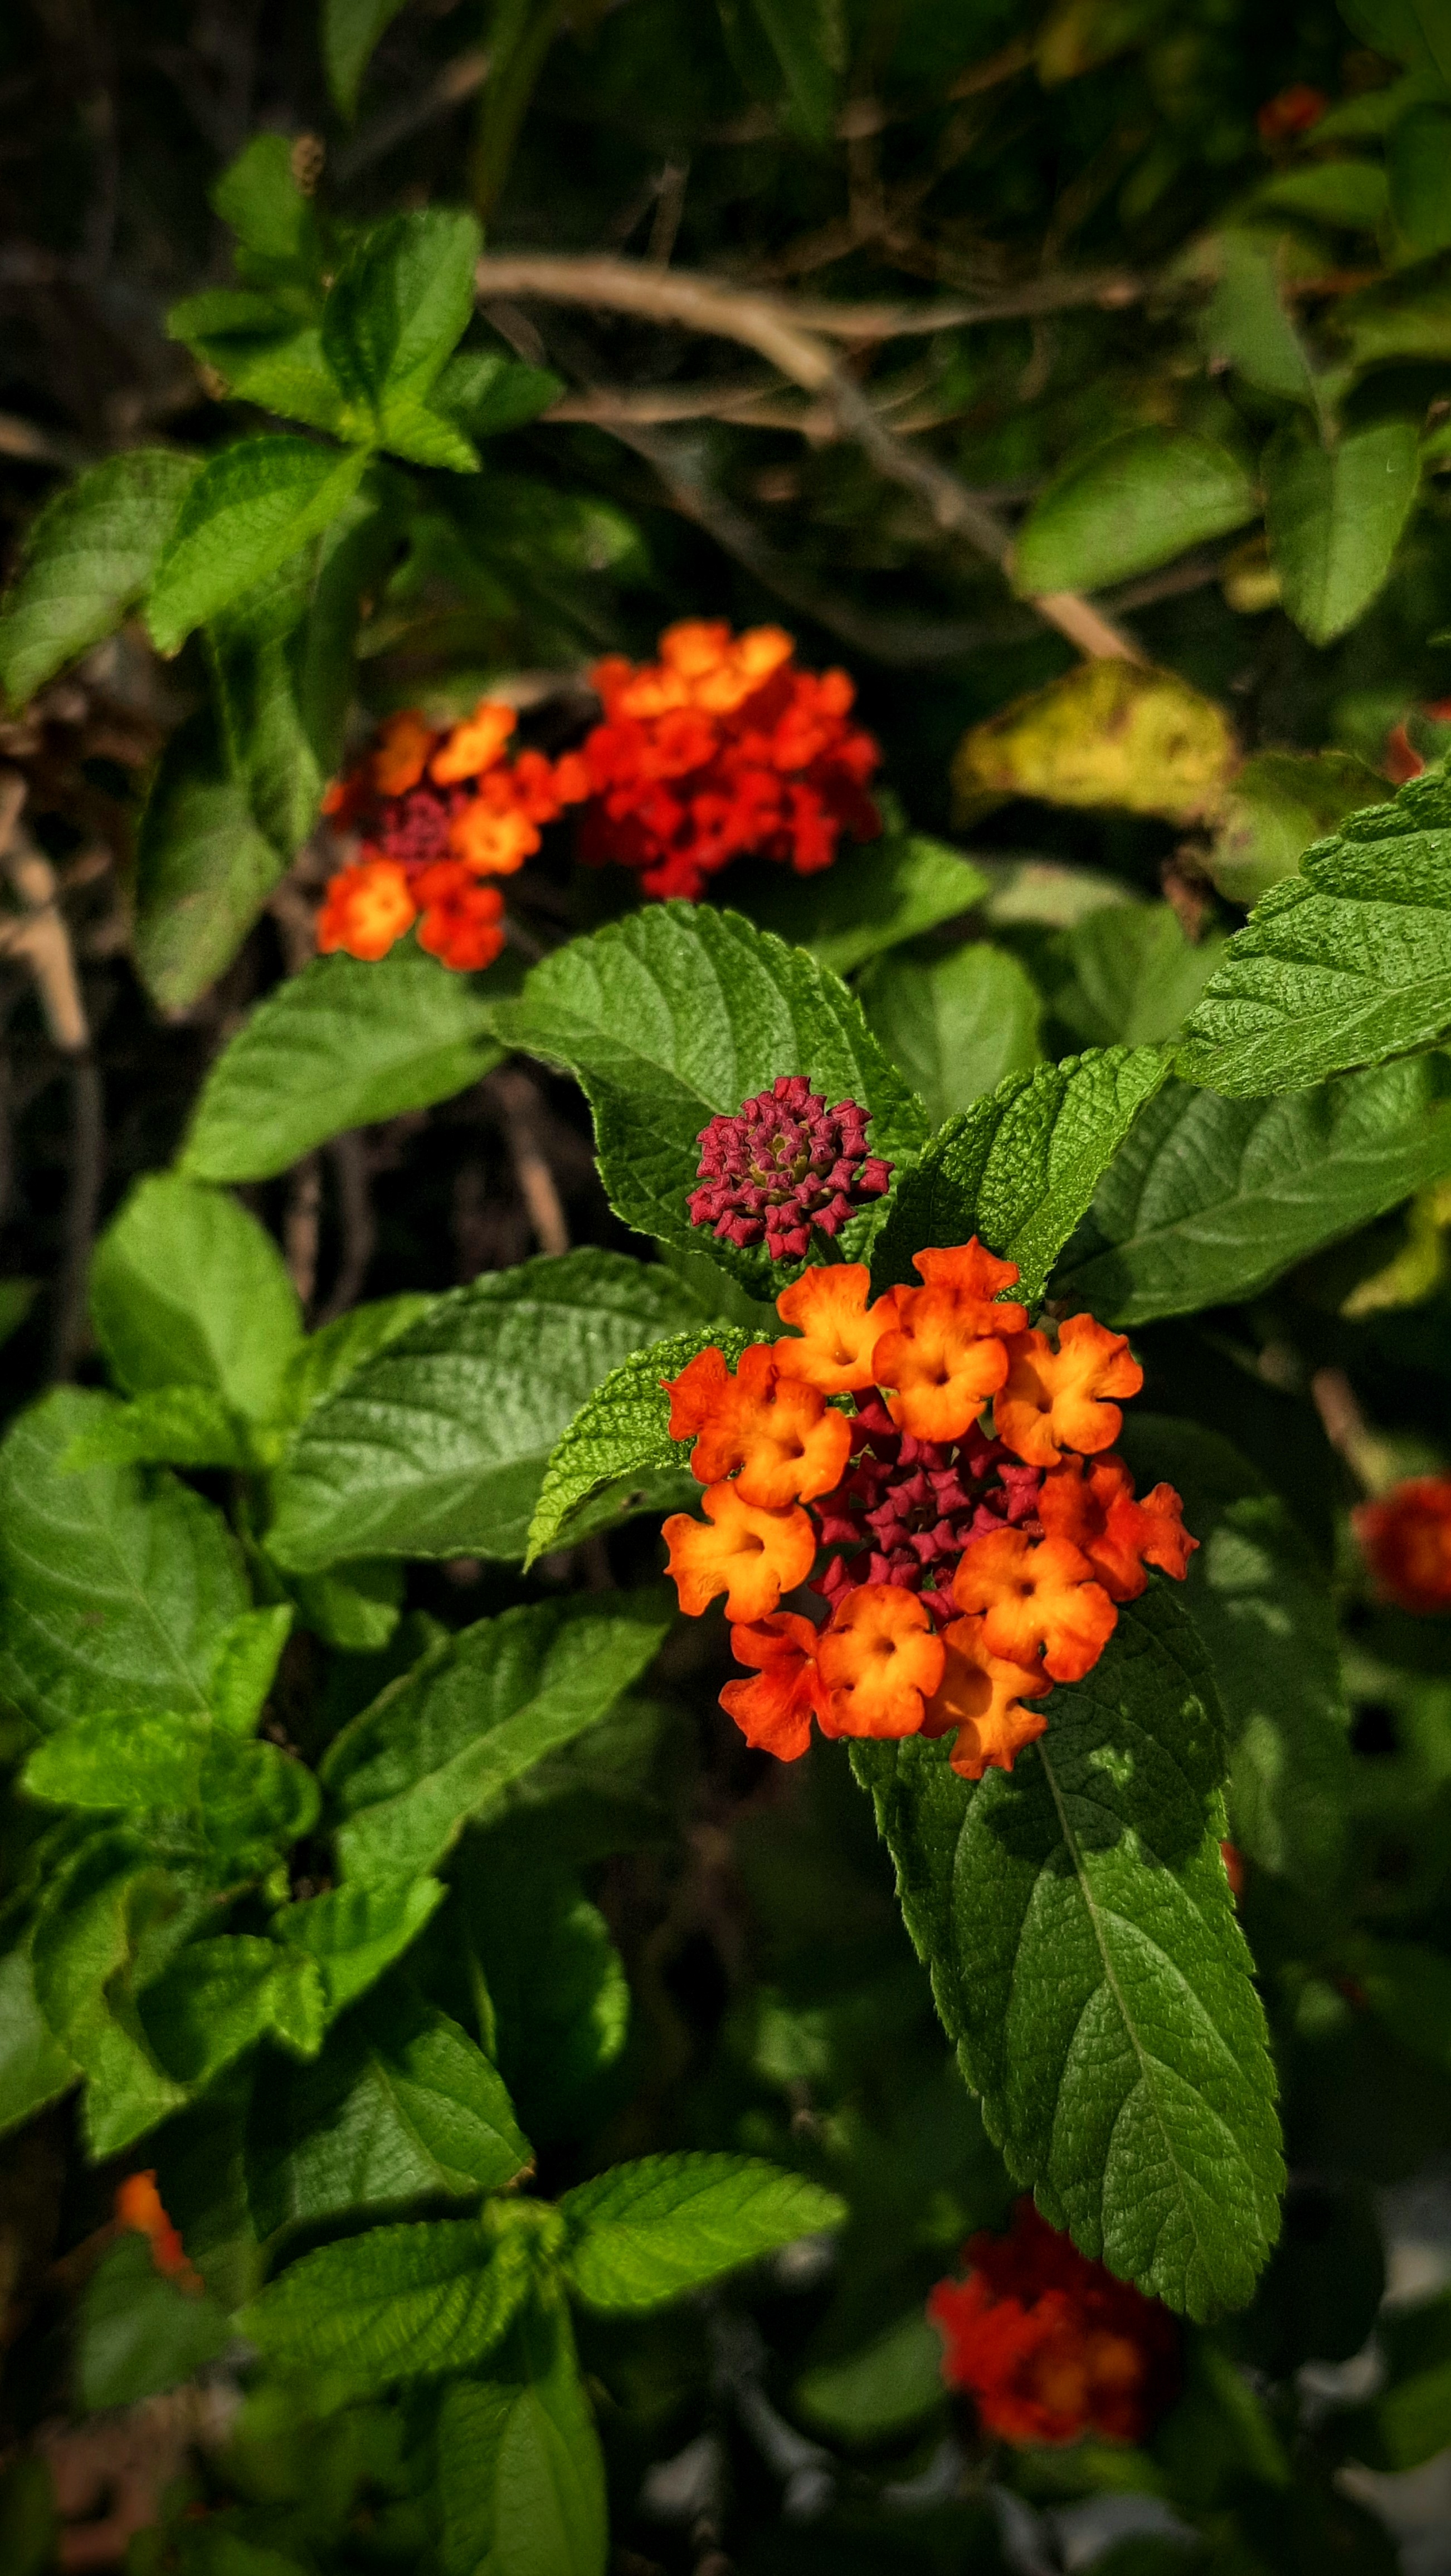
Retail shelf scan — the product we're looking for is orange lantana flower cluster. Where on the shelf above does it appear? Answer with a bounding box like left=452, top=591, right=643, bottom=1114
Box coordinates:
left=577, top=619, right=882, bottom=899
left=661, top=1238, right=1195, bottom=1779
left=1355, top=1476, right=1451, bottom=1615
left=317, top=700, right=588, bottom=972
left=929, top=2198, right=1179, bottom=2447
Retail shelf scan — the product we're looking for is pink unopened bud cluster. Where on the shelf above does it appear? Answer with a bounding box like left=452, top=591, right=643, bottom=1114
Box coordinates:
left=688, top=1076, right=892, bottom=1261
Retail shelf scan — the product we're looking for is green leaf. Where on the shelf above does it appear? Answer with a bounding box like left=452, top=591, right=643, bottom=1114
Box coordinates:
left=0, top=1389, right=248, bottom=1734
left=208, top=1606, right=294, bottom=1735
left=60, top=1385, right=256, bottom=1474
left=1174, top=767, right=1451, bottom=1095
left=459, top=1855, right=629, bottom=2141
left=1335, top=256, right=1451, bottom=371
left=0, top=451, right=199, bottom=709
left=324, top=0, right=414, bottom=116
left=245, top=1984, right=528, bottom=2235
left=1256, top=160, right=1389, bottom=230
left=145, top=438, right=369, bottom=656
left=31, top=1835, right=193, bottom=2155
left=75, top=2233, right=231, bottom=2413
left=743, top=835, right=989, bottom=977
left=559, top=2151, right=845, bottom=2314
left=1264, top=419, right=1421, bottom=647
left=857, top=942, right=1043, bottom=1130
left=495, top=905, right=929, bottom=1297
left=1116, top=1418, right=1351, bottom=1896
left=0, top=1939, right=80, bottom=2137
left=24, top=1707, right=214, bottom=1811
left=1347, top=2290, right=1451, bottom=2471
left=322, top=1591, right=671, bottom=1887
left=23, top=1712, right=319, bottom=1872
left=1200, top=233, right=1319, bottom=409
left=1389, top=104, right=1451, bottom=253
left=1014, top=430, right=1259, bottom=596
left=871, top=1048, right=1167, bottom=1304
left=266, top=1251, right=705, bottom=1572
left=271, top=1877, right=446, bottom=2017
left=1054, top=1057, right=1451, bottom=1323
left=237, top=2213, right=534, bottom=2388
left=179, top=945, right=508, bottom=1184
left=132, top=712, right=290, bottom=1012
left=321, top=210, right=482, bottom=465
left=739, top=0, right=841, bottom=143
left=90, top=1174, right=302, bottom=1424
left=208, top=556, right=329, bottom=862
left=167, top=295, right=347, bottom=437
left=1338, top=0, right=1451, bottom=85
left=853, top=1588, right=1284, bottom=2319
left=794, top=2308, right=946, bottom=2445
left=437, top=2297, right=607, bottom=2576
left=279, top=1558, right=405, bottom=1654
left=434, top=348, right=563, bottom=437
left=525, top=1324, right=757, bottom=1569
left=1045, top=909, right=1225, bottom=1051
left=281, top=1297, right=439, bottom=1425
left=1207, top=749, right=1391, bottom=908
left=212, top=135, right=323, bottom=286
left=140, top=1936, right=327, bottom=2085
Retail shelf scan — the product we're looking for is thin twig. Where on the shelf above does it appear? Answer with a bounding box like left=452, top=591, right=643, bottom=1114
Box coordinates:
left=314, top=1131, right=377, bottom=1326
left=284, top=1154, right=323, bottom=1313
left=483, top=1066, right=569, bottom=1257
left=473, top=252, right=1142, bottom=661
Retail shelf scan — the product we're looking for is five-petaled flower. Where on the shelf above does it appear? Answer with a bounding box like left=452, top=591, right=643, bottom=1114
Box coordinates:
left=660, top=1159, right=1195, bottom=1775
left=928, top=2198, right=1179, bottom=2447
left=1354, top=1476, right=1451, bottom=1615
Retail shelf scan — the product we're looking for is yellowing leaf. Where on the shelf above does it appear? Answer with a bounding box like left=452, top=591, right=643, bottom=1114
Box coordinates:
left=951, top=658, right=1238, bottom=828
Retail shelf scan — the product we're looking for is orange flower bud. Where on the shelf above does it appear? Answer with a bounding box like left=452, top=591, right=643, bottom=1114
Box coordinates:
left=316, top=856, right=416, bottom=961
left=664, top=1343, right=851, bottom=1509
left=817, top=1582, right=945, bottom=1738
left=1039, top=1455, right=1196, bottom=1602
left=720, top=1611, right=826, bottom=1758
left=922, top=1613, right=1049, bottom=1779
left=663, top=1482, right=816, bottom=1621
left=430, top=699, right=517, bottom=784
left=951, top=1527, right=1116, bottom=1684
left=773, top=1263, right=898, bottom=1394
left=372, top=709, right=435, bottom=796
left=995, top=1315, right=1143, bottom=1467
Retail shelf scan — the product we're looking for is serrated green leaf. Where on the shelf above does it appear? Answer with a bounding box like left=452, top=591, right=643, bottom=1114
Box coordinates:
left=271, top=1877, right=446, bottom=2017
left=166, top=293, right=343, bottom=435
left=179, top=944, right=508, bottom=1184
left=1174, top=767, right=1451, bottom=1095
left=31, top=1834, right=193, bottom=2155
left=0, top=451, right=199, bottom=709
left=1117, top=1418, right=1351, bottom=1896
left=132, top=712, right=290, bottom=1012
left=525, top=1324, right=756, bottom=1568
left=322, top=1591, right=671, bottom=1887
left=437, top=2297, right=607, bottom=2576
left=324, top=0, right=414, bottom=116
left=237, top=2214, right=533, bottom=2388
left=0, top=1389, right=248, bottom=1734
left=559, top=2151, right=845, bottom=2314
left=23, top=1707, right=212, bottom=1812
left=1014, top=430, right=1259, bottom=596
left=495, top=904, right=928, bottom=1297
left=1055, top=1058, right=1451, bottom=1322
left=90, top=1174, right=302, bottom=1424
left=76, top=2233, right=232, bottom=2413
left=279, top=1557, right=405, bottom=1654
left=207, top=1606, right=294, bottom=1735
left=1046, top=909, right=1225, bottom=1051
left=743, top=834, right=989, bottom=977
left=1264, top=419, right=1421, bottom=647
left=23, top=1711, right=319, bottom=1873
left=211, top=136, right=323, bottom=285
left=434, top=348, right=563, bottom=437
left=458, top=1855, right=629, bottom=2142
left=872, top=1048, right=1167, bottom=1304
left=266, top=1251, right=705, bottom=1572
left=141, top=1936, right=327, bottom=2085
left=146, top=438, right=368, bottom=656
left=1207, top=748, right=1391, bottom=908
left=858, top=941, right=1043, bottom=1128
left=853, top=1589, right=1283, bottom=2319
left=281, top=1296, right=439, bottom=1425
left=60, top=1385, right=256, bottom=1474
left=321, top=211, right=481, bottom=439
left=0, top=1940, right=80, bottom=2138
left=245, top=1984, right=528, bottom=2236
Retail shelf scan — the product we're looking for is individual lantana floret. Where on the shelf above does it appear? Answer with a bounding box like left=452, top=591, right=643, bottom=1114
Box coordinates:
left=115, top=2171, right=202, bottom=2295
left=577, top=619, right=882, bottom=900
left=659, top=1205, right=1195, bottom=1773
left=1353, top=1476, right=1451, bottom=1615
left=928, top=2199, right=1179, bottom=2447
left=318, top=696, right=588, bottom=973
left=688, top=1078, right=892, bottom=1262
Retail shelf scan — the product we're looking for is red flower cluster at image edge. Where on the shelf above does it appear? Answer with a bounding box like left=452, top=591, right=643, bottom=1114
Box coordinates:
left=660, top=1087, right=1196, bottom=1778
left=929, top=2199, right=1179, bottom=2446
left=578, top=618, right=882, bottom=899
left=1355, top=1476, right=1451, bottom=1615
left=317, top=697, right=588, bottom=972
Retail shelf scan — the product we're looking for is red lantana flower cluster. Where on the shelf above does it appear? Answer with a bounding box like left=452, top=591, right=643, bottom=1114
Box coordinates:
left=317, top=699, right=588, bottom=972
left=1355, top=1476, right=1451, bottom=1614
left=929, top=2199, right=1179, bottom=2447
left=689, top=1077, right=892, bottom=1261
left=661, top=1218, right=1195, bottom=1780
left=577, top=618, right=882, bottom=899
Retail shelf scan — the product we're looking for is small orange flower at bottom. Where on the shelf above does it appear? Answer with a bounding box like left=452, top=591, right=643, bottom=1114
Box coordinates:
left=1354, top=1476, right=1451, bottom=1614
left=922, top=1614, right=1049, bottom=1780
left=663, top=1482, right=815, bottom=1622
left=951, top=1529, right=1116, bottom=1685
left=317, top=857, right=416, bottom=961
left=115, top=2172, right=202, bottom=2294
left=412, top=865, right=507, bottom=972
left=1039, top=1455, right=1197, bottom=1602
left=720, top=1612, right=826, bottom=1758
left=816, top=1583, right=944, bottom=1738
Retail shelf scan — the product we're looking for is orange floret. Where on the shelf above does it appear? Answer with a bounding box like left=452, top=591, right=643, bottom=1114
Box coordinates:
left=772, top=1264, right=899, bottom=1394
left=922, top=1614, right=1049, bottom=1780
left=995, top=1315, right=1143, bottom=1467
left=817, top=1583, right=946, bottom=1739
left=1039, top=1456, right=1197, bottom=1602
left=663, top=1482, right=816, bottom=1621
left=664, top=1343, right=851, bottom=1509
left=372, top=709, right=436, bottom=796
left=316, top=856, right=417, bottom=960
left=874, top=1288, right=1012, bottom=1442
left=449, top=797, right=541, bottom=875
left=909, top=1240, right=1028, bottom=1330
left=115, top=2172, right=201, bottom=2292
left=430, top=699, right=517, bottom=785
left=720, top=1612, right=826, bottom=1759
left=412, top=863, right=506, bottom=972
left=952, top=1528, right=1116, bottom=1684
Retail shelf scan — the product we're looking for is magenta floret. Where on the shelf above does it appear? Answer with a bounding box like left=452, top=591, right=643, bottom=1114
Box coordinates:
left=688, top=1075, right=892, bottom=1261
